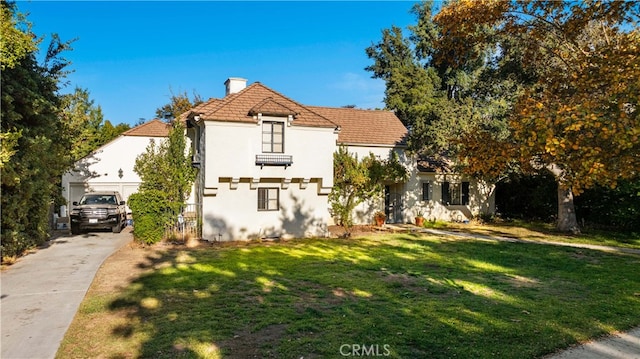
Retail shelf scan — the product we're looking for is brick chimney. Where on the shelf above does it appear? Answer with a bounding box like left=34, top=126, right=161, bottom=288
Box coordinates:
left=224, top=77, right=247, bottom=96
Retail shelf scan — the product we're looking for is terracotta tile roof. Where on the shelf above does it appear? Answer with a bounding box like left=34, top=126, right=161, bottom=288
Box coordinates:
left=417, top=157, right=453, bottom=173
left=308, top=106, right=407, bottom=146
left=189, top=83, right=337, bottom=128
left=249, top=98, right=297, bottom=117
left=122, top=119, right=170, bottom=137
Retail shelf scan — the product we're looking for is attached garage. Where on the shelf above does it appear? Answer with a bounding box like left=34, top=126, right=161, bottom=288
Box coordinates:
left=62, top=120, right=170, bottom=211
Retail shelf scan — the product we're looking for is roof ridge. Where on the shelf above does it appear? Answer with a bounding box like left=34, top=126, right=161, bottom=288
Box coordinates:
left=122, top=118, right=171, bottom=137
left=249, top=97, right=299, bottom=116
left=122, top=118, right=160, bottom=135
left=250, top=84, right=339, bottom=127
left=307, top=105, right=391, bottom=113
left=206, top=82, right=259, bottom=116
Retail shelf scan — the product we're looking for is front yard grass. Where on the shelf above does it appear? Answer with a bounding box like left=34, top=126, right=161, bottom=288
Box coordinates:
left=443, top=220, right=640, bottom=250
left=58, top=233, right=640, bottom=358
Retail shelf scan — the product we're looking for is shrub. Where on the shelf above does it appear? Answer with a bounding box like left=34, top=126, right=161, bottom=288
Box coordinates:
left=128, top=190, right=179, bottom=244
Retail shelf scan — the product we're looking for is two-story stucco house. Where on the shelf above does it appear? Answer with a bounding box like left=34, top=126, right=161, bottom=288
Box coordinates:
left=183, top=78, right=495, bottom=241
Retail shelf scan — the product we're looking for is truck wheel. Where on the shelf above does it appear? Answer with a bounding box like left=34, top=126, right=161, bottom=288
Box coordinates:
left=71, top=224, right=81, bottom=235
left=112, top=216, right=123, bottom=233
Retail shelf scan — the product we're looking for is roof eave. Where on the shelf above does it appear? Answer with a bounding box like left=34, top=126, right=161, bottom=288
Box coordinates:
left=337, top=141, right=407, bottom=148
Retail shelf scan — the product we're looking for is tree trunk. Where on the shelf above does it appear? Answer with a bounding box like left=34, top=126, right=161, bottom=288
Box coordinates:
left=556, top=184, right=580, bottom=234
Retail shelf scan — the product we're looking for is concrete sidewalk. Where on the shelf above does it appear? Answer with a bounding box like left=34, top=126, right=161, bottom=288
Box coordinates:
left=1, top=230, right=131, bottom=359
left=545, top=327, right=640, bottom=359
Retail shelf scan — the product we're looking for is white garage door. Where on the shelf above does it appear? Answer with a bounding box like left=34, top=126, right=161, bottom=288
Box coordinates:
left=68, top=182, right=140, bottom=206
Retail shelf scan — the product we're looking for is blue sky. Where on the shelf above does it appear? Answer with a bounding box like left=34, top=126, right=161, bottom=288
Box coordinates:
left=17, top=1, right=418, bottom=126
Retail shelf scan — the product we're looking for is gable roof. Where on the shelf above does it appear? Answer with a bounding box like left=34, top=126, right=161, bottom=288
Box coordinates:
left=249, top=98, right=298, bottom=117
left=123, top=119, right=170, bottom=137
left=308, top=106, right=407, bottom=146
left=183, top=80, right=407, bottom=146
left=187, top=83, right=337, bottom=128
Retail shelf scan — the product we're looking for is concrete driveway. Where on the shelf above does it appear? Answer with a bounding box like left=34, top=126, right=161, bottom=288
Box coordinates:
left=1, top=229, right=131, bottom=359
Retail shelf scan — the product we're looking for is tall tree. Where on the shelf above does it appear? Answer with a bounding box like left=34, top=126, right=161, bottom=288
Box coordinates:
left=1, top=0, right=74, bottom=258
left=366, top=1, right=514, bottom=162
left=134, top=121, right=196, bottom=206
left=96, top=120, right=130, bottom=145
left=367, top=0, right=639, bottom=232
left=60, top=87, right=105, bottom=162
left=436, top=0, right=640, bottom=232
left=155, top=89, right=203, bottom=121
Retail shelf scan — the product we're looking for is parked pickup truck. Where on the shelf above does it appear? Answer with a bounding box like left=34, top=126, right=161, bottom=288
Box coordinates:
left=70, top=191, right=127, bottom=234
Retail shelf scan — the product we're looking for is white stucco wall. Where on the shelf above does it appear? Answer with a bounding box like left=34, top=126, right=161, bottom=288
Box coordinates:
left=402, top=163, right=496, bottom=223
left=61, top=135, right=167, bottom=205
left=342, top=145, right=496, bottom=225
left=196, top=116, right=338, bottom=240
left=201, top=179, right=331, bottom=241
left=201, top=118, right=336, bottom=193
left=343, top=144, right=410, bottom=225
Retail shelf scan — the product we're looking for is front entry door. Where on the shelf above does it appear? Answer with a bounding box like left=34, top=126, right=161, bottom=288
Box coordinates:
left=384, top=185, right=403, bottom=224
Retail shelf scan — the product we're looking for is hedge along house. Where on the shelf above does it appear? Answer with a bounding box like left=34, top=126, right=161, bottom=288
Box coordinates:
left=61, top=119, right=171, bottom=213
left=183, top=78, right=495, bottom=241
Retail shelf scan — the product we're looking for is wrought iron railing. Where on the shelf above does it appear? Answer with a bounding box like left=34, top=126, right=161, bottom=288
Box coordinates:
left=163, top=203, right=202, bottom=241
left=255, top=154, right=293, bottom=168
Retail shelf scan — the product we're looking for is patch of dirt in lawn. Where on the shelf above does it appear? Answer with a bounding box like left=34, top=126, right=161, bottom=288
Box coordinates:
left=89, top=241, right=164, bottom=294
left=90, top=237, right=221, bottom=294
left=218, top=324, right=289, bottom=358
left=327, top=224, right=383, bottom=238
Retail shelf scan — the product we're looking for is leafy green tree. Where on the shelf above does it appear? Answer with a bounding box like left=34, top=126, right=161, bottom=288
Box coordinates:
left=368, top=0, right=639, bottom=232
left=60, top=87, right=104, bottom=162
left=96, top=120, right=129, bottom=146
left=155, top=89, right=203, bottom=121
left=127, top=190, right=175, bottom=245
left=131, top=121, right=196, bottom=243
left=435, top=0, right=640, bottom=232
left=575, top=179, right=640, bottom=231
left=60, top=87, right=130, bottom=163
left=1, top=0, right=74, bottom=258
left=329, top=146, right=407, bottom=235
left=135, top=121, right=195, bottom=205
left=0, top=0, right=36, bottom=71
left=366, top=1, right=514, bottom=163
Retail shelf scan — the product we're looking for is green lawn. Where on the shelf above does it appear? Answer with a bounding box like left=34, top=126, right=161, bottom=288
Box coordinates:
left=59, top=233, right=640, bottom=358
left=441, top=220, right=640, bottom=250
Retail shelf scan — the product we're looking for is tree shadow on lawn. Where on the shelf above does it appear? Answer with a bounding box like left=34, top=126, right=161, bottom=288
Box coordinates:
left=107, top=235, right=640, bottom=359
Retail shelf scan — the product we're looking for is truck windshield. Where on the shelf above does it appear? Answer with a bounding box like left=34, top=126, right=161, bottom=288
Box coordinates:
left=79, top=195, right=117, bottom=205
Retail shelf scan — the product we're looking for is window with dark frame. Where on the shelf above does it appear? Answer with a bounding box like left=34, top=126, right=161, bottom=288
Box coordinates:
left=422, top=181, right=430, bottom=201
left=262, top=121, right=284, bottom=153
left=441, top=181, right=470, bottom=205
left=258, top=187, right=279, bottom=211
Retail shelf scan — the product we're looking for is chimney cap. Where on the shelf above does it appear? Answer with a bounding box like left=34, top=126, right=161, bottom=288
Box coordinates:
left=224, top=77, right=248, bottom=96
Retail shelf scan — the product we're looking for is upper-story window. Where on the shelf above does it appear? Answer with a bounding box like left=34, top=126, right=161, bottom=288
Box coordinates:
left=262, top=121, right=284, bottom=153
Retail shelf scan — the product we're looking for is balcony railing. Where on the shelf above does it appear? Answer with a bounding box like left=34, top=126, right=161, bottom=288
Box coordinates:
left=256, top=154, right=293, bottom=168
